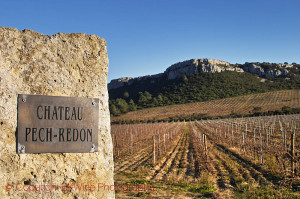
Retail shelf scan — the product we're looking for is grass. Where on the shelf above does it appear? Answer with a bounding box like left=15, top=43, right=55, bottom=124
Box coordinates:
left=263, top=154, right=281, bottom=176
left=125, top=180, right=154, bottom=185
left=164, top=171, right=216, bottom=197
left=234, top=186, right=300, bottom=199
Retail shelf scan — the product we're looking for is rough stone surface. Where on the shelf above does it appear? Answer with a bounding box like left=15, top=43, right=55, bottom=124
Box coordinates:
left=108, top=77, right=134, bottom=90
left=165, top=58, right=241, bottom=79
left=0, top=27, right=114, bottom=198
left=242, top=63, right=289, bottom=77
left=107, top=73, right=164, bottom=90
left=108, top=58, right=291, bottom=90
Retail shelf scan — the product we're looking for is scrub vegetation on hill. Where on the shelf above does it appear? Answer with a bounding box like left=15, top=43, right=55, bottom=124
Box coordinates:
left=109, top=69, right=300, bottom=116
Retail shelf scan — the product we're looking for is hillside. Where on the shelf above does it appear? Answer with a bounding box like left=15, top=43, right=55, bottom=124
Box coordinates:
left=109, top=58, right=293, bottom=90
left=108, top=59, right=300, bottom=116
left=111, top=89, right=300, bottom=123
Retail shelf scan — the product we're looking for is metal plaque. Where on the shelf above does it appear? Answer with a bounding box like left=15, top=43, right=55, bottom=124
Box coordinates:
left=17, top=94, right=99, bottom=153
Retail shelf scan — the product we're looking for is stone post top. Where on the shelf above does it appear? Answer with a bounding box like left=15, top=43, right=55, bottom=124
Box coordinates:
left=0, top=27, right=114, bottom=198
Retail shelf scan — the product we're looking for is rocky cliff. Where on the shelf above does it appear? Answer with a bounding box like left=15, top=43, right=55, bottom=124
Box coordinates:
left=108, top=58, right=292, bottom=90
left=242, top=63, right=289, bottom=77
left=165, top=59, right=244, bottom=80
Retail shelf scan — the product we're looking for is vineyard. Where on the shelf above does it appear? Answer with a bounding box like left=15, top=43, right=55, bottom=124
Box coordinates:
left=112, top=115, right=300, bottom=198
left=111, top=89, right=300, bottom=123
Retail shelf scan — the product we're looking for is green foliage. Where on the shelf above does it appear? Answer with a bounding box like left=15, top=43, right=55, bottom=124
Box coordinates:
left=264, top=154, right=280, bottom=175
left=253, top=106, right=262, bottom=113
left=109, top=71, right=300, bottom=116
left=138, top=92, right=149, bottom=107
left=123, top=91, right=129, bottom=99
left=128, top=99, right=137, bottom=111
left=183, top=75, right=188, bottom=84
left=281, top=106, right=292, bottom=113
left=259, top=62, right=281, bottom=71
left=235, top=186, right=298, bottom=199
left=144, top=91, right=152, bottom=101
left=109, top=104, right=120, bottom=116
left=116, top=98, right=129, bottom=113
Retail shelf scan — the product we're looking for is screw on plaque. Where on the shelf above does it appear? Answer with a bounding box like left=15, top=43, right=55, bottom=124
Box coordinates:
left=22, top=98, right=26, bottom=102
left=90, top=144, right=96, bottom=152
left=19, top=144, right=25, bottom=153
left=92, top=102, right=95, bottom=106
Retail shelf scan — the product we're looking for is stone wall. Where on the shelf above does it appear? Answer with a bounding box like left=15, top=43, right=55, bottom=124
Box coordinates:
left=0, top=27, right=114, bottom=198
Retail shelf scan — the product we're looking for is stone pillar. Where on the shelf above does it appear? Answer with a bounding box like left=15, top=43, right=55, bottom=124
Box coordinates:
left=0, top=27, right=114, bottom=198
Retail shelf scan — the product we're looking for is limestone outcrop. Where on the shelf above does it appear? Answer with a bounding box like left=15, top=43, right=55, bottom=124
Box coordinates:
left=242, top=63, right=289, bottom=77
left=108, top=73, right=164, bottom=90
left=165, top=59, right=243, bottom=80
left=0, top=27, right=114, bottom=198
left=108, top=58, right=292, bottom=90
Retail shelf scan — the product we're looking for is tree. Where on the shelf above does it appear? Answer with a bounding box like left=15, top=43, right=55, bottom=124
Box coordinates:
left=152, top=97, right=159, bottom=106
left=138, top=92, right=148, bottom=106
left=116, top=98, right=129, bottom=113
left=128, top=99, right=137, bottom=111
left=110, top=104, right=120, bottom=116
left=157, top=94, right=163, bottom=104
left=123, top=91, right=129, bottom=99
left=183, top=75, right=188, bottom=84
left=144, top=91, right=152, bottom=101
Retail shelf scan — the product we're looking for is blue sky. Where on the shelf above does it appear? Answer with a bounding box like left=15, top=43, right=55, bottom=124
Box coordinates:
left=1, top=0, right=300, bottom=82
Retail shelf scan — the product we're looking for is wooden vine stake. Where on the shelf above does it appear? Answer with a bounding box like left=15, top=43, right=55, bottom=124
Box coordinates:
left=158, top=132, right=161, bottom=157
left=242, top=131, right=245, bottom=153
left=130, top=131, right=133, bottom=154
left=164, top=133, right=166, bottom=153
left=115, top=135, right=119, bottom=158
left=253, top=128, right=256, bottom=160
left=284, top=130, right=287, bottom=151
left=260, top=128, right=263, bottom=164
left=291, top=128, right=295, bottom=176
left=203, top=134, right=207, bottom=161
left=153, top=135, right=156, bottom=166
left=231, top=123, right=234, bottom=146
